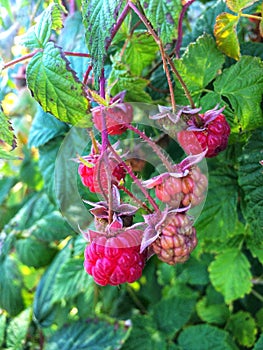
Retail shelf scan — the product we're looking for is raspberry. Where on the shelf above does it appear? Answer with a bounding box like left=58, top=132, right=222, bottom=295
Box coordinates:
left=177, top=112, right=230, bottom=158
left=84, top=229, right=146, bottom=286
left=154, top=166, right=207, bottom=208
left=151, top=212, right=197, bottom=265
left=78, top=153, right=125, bottom=193
left=92, top=103, right=133, bottom=135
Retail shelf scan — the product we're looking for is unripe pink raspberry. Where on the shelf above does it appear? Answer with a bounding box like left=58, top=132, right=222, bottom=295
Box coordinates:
left=84, top=229, right=146, bottom=286
left=151, top=212, right=197, bottom=265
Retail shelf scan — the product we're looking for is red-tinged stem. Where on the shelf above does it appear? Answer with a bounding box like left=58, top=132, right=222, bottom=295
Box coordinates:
left=119, top=185, right=153, bottom=213
left=69, top=0, right=75, bottom=14
left=3, top=50, right=41, bottom=69
left=175, top=0, right=196, bottom=58
left=126, top=124, right=174, bottom=173
left=64, top=51, right=91, bottom=57
left=106, top=3, right=131, bottom=50
left=165, top=55, right=195, bottom=108
left=3, top=50, right=90, bottom=70
left=83, top=65, right=93, bottom=85
left=128, top=1, right=195, bottom=109
left=108, top=144, right=159, bottom=212
left=128, top=2, right=176, bottom=111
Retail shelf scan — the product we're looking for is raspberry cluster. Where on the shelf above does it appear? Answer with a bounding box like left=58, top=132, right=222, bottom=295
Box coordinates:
left=78, top=103, right=230, bottom=287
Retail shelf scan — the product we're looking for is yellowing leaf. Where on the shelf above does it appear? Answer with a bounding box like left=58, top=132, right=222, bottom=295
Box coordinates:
left=214, top=12, right=240, bottom=60
left=226, top=0, right=258, bottom=13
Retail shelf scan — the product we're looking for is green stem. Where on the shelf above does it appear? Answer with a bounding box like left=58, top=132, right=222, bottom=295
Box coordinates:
left=126, top=285, right=147, bottom=314
left=241, top=13, right=262, bottom=21
left=251, top=289, right=263, bottom=302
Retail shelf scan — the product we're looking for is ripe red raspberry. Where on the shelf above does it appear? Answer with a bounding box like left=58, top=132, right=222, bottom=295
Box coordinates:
left=177, top=107, right=230, bottom=158
left=151, top=212, right=197, bottom=265
left=92, top=103, right=133, bottom=135
left=78, top=153, right=125, bottom=193
left=84, top=229, right=146, bottom=286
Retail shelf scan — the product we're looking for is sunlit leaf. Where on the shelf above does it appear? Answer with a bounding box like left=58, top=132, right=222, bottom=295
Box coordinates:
left=226, top=311, right=257, bottom=347
left=0, top=106, right=16, bottom=149
left=26, top=42, right=90, bottom=125
left=82, top=0, right=124, bottom=85
left=214, top=12, right=240, bottom=60
left=19, top=3, right=65, bottom=49
left=226, top=0, right=258, bottom=12
left=209, top=248, right=252, bottom=303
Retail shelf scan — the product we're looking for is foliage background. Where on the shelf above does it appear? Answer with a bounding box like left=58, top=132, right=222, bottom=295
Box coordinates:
left=0, top=0, right=263, bottom=349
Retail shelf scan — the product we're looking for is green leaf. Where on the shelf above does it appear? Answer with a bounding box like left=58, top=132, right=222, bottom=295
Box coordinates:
left=196, top=297, right=230, bottom=325
left=226, top=311, right=257, bottom=347
left=125, top=31, right=158, bottom=76
left=142, top=0, right=182, bottom=44
left=19, top=3, right=65, bottom=49
left=44, top=319, right=129, bottom=350
left=58, top=11, right=90, bottom=81
left=238, top=129, right=263, bottom=245
left=28, top=106, right=69, bottom=148
left=0, top=149, right=20, bottom=160
left=82, top=0, right=124, bottom=84
left=151, top=296, right=196, bottom=338
left=0, top=106, right=16, bottom=149
left=52, top=257, right=90, bottom=302
left=176, top=257, right=210, bottom=286
left=214, top=56, right=263, bottom=133
left=15, top=238, right=57, bottom=268
left=26, top=42, right=89, bottom=125
left=0, top=177, right=16, bottom=205
left=108, top=62, right=152, bottom=102
left=38, top=137, right=63, bottom=205
left=174, top=34, right=225, bottom=101
left=121, top=315, right=166, bottom=350
left=0, top=257, right=24, bottom=316
left=6, top=308, right=31, bottom=350
left=209, top=248, right=252, bottom=303
left=196, top=167, right=238, bottom=243
left=0, top=314, right=6, bottom=348
left=226, top=0, right=258, bottom=12
left=214, top=12, right=240, bottom=60
left=254, top=334, right=263, bottom=350
left=178, top=324, right=238, bottom=350
left=33, top=244, right=71, bottom=327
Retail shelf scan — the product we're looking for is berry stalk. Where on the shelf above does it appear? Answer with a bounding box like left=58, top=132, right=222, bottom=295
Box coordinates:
left=126, top=124, right=174, bottom=173
left=108, top=144, right=159, bottom=212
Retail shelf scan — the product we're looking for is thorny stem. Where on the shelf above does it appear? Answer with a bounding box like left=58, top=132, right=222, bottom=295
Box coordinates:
left=106, top=3, right=131, bottom=50
left=128, top=1, right=195, bottom=109
left=119, top=185, right=153, bottom=213
left=83, top=65, right=93, bottom=85
left=175, top=0, right=196, bottom=58
left=126, top=124, right=174, bottom=173
left=64, top=51, right=91, bottom=57
left=166, top=55, right=196, bottom=108
left=3, top=50, right=41, bottom=69
left=99, top=69, right=113, bottom=222
left=128, top=1, right=176, bottom=112
left=108, top=144, right=159, bottom=212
